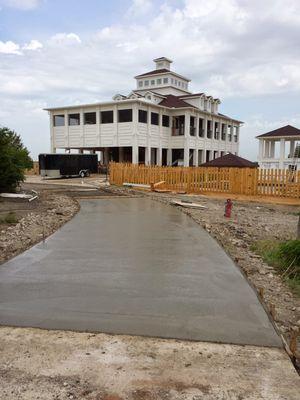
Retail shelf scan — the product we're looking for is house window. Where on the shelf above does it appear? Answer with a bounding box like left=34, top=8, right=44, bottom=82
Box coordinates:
left=101, top=110, right=113, bottom=124
left=171, top=78, right=174, bottom=84
left=118, top=109, right=132, bottom=123
left=53, top=114, right=65, bottom=127
left=157, top=78, right=162, bottom=84
left=68, top=113, right=80, bottom=126
left=163, top=77, right=168, bottom=84
left=138, top=81, right=143, bottom=87
left=151, top=80, right=155, bottom=85
left=178, top=81, right=181, bottom=87
left=138, top=109, right=147, bottom=123
left=175, top=80, right=178, bottom=85
left=151, top=112, right=159, bottom=125
left=84, top=112, right=96, bottom=125
left=162, top=115, right=169, bottom=127
left=144, top=80, right=149, bottom=86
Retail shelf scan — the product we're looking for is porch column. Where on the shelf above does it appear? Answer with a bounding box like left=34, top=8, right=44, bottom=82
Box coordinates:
left=270, top=141, right=275, bottom=158
left=184, top=147, right=189, bottom=167
left=132, top=145, right=138, bottom=164
left=290, top=140, right=295, bottom=158
left=279, top=138, right=285, bottom=169
left=157, top=147, right=162, bottom=166
left=194, top=149, right=198, bottom=166
left=184, top=112, right=190, bottom=167
left=264, top=140, right=270, bottom=158
left=167, top=148, right=172, bottom=166
left=258, top=139, right=264, bottom=160
left=203, top=116, right=208, bottom=139
left=145, top=146, right=151, bottom=165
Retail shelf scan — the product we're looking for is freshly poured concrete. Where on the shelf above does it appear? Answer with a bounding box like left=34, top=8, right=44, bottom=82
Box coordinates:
left=0, top=198, right=281, bottom=347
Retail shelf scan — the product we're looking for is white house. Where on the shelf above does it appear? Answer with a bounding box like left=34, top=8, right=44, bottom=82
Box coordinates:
left=257, top=125, right=300, bottom=170
left=45, top=57, right=242, bottom=167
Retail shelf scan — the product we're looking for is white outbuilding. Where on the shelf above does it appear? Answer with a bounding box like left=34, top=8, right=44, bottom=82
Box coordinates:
left=257, top=125, right=300, bottom=170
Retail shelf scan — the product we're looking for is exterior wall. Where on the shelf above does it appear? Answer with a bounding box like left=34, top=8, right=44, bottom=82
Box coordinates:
left=50, top=100, right=240, bottom=166
left=136, top=73, right=190, bottom=94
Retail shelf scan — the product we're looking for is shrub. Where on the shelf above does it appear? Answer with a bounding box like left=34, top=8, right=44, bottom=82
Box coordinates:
left=0, top=127, right=33, bottom=193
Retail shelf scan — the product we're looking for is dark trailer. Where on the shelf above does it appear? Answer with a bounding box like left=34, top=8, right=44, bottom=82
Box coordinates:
left=39, top=153, right=98, bottom=178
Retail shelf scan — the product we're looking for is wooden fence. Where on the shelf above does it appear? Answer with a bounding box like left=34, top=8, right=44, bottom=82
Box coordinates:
left=25, top=161, right=39, bottom=175
left=109, top=163, right=300, bottom=199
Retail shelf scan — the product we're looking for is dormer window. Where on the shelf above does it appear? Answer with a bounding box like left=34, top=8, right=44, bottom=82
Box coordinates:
left=138, top=81, right=143, bottom=87
left=157, top=78, right=162, bottom=84
left=163, top=77, right=168, bottom=84
left=151, top=80, right=155, bottom=85
left=144, top=80, right=149, bottom=86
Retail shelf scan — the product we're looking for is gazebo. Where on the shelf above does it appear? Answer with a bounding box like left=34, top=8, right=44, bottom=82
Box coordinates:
left=256, top=125, right=300, bottom=170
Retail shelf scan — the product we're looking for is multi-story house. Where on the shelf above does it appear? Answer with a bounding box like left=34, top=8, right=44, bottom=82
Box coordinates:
left=45, top=57, right=242, bottom=166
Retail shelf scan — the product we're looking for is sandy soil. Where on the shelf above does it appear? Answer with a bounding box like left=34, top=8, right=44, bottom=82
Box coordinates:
left=1, top=326, right=300, bottom=400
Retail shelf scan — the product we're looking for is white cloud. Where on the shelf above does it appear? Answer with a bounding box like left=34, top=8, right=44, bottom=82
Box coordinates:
left=127, top=0, right=153, bottom=17
left=23, top=39, right=43, bottom=51
left=0, top=40, right=22, bottom=55
left=0, top=0, right=41, bottom=10
left=48, top=33, right=82, bottom=46
left=1, top=0, right=300, bottom=159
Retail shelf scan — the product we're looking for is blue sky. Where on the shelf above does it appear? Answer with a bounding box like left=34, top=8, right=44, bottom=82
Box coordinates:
left=1, top=0, right=300, bottom=160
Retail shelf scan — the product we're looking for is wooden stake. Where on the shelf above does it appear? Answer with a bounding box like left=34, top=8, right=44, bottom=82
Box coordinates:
left=289, top=330, right=298, bottom=355
left=270, top=303, right=276, bottom=319
left=258, top=287, right=264, bottom=298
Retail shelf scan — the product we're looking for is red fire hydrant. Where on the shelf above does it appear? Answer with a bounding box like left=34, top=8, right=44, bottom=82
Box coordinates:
left=224, top=199, right=233, bottom=218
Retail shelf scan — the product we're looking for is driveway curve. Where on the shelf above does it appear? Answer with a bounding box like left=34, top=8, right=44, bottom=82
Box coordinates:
left=0, top=198, right=281, bottom=347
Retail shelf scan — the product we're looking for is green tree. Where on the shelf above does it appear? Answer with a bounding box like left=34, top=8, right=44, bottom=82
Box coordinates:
left=0, top=127, right=33, bottom=192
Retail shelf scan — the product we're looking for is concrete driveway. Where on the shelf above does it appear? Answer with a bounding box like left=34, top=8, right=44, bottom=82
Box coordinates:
left=0, top=198, right=281, bottom=347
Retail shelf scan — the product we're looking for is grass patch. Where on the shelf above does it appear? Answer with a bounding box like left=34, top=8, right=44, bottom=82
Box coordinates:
left=251, top=239, right=300, bottom=296
left=0, top=211, right=19, bottom=224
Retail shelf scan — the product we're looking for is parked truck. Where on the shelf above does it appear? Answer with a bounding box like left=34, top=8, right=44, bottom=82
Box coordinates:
left=39, top=153, right=98, bottom=178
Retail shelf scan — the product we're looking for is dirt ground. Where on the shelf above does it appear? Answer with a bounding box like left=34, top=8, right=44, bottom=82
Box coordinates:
left=0, top=176, right=300, bottom=398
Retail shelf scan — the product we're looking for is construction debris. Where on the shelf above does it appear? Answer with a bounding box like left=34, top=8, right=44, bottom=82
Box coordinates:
left=123, top=182, right=151, bottom=189
left=171, top=199, right=207, bottom=209
left=1, top=190, right=39, bottom=202
left=0, top=193, right=32, bottom=199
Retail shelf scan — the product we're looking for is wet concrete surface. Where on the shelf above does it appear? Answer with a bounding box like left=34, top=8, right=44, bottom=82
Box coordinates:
left=0, top=198, right=281, bottom=347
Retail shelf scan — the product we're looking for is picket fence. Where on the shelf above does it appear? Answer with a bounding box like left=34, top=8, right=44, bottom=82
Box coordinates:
left=109, top=162, right=300, bottom=199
